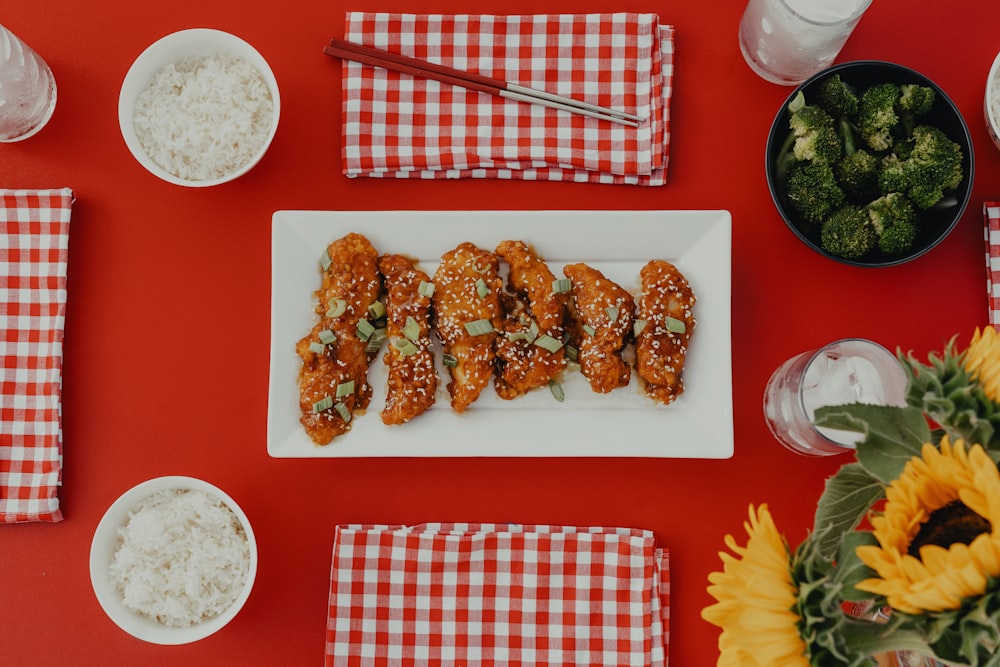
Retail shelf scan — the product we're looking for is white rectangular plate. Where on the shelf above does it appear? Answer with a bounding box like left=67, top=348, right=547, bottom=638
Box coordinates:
left=268, top=210, right=733, bottom=458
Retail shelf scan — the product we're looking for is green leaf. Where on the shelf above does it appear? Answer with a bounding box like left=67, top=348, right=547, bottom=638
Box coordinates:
left=814, top=403, right=930, bottom=483
left=923, top=396, right=955, bottom=414
left=812, top=463, right=885, bottom=560
left=832, top=531, right=879, bottom=602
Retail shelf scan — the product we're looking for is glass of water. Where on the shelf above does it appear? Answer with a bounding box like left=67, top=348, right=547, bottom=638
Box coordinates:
left=763, top=338, right=908, bottom=456
left=738, top=0, right=873, bottom=85
left=0, top=25, right=57, bottom=142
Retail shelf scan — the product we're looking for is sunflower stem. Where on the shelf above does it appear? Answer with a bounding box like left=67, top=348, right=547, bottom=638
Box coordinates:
left=838, top=620, right=937, bottom=660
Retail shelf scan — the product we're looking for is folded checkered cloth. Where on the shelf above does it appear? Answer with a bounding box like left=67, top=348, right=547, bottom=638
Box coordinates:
left=341, top=13, right=674, bottom=185
left=325, top=523, right=670, bottom=666
left=986, top=202, right=1000, bottom=327
left=1, top=188, right=73, bottom=523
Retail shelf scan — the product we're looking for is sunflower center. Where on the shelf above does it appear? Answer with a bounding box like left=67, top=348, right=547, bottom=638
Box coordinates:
left=907, top=500, right=992, bottom=556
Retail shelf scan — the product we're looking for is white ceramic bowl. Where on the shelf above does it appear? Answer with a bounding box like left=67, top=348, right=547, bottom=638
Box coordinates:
left=90, top=476, right=258, bottom=645
left=985, top=50, right=1000, bottom=152
left=118, top=29, right=280, bottom=187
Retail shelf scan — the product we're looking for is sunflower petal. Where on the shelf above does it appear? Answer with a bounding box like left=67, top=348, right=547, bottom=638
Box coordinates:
left=703, top=505, right=809, bottom=665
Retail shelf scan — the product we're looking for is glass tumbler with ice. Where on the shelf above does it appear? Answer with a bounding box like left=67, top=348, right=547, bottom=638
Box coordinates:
left=0, top=25, right=56, bottom=142
left=738, top=0, right=873, bottom=85
left=763, top=338, right=908, bottom=456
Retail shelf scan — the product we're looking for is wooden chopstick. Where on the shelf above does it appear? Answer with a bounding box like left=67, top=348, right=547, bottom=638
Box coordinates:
left=324, top=38, right=644, bottom=127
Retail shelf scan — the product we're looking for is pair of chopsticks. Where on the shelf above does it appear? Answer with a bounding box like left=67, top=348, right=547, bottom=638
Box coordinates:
left=324, top=38, right=643, bottom=127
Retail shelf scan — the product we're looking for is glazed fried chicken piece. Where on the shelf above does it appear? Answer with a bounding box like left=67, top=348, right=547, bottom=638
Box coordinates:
left=431, top=242, right=503, bottom=413
left=562, top=263, right=636, bottom=393
left=378, top=254, right=437, bottom=425
left=635, top=259, right=696, bottom=405
left=296, top=233, right=381, bottom=445
left=493, top=240, right=569, bottom=400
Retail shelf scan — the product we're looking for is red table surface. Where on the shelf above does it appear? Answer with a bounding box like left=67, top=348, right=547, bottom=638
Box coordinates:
left=3, top=1, right=999, bottom=665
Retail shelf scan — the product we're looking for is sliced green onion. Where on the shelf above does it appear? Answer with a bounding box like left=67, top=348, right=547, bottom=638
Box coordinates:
left=334, top=401, right=352, bottom=423
left=318, top=329, right=337, bottom=345
left=442, top=353, right=458, bottom=368
left=365, top=328, right=387, bottom=353
left=320, top=248, right=332, bottom=271
left=605, top=306, right=619, bottom=323
left=403, top=316, right=421, bottom=342
left=312, top=395, right=333, bottom=413
left=565, top=344, right=579, bottom=362
left=356, top=320, right=376, bottom=341
left=533, top=334, right=564, bottom=353
left=475, top=277, right=490, bottom=298
left=665, top=316, right=687, bottom=334
left=335, top=380, right=355, bottom=398
left=633, top=319, right=647, bottom=337
left=393, top=338, right=419, bottom=356
left=525, top=320, right=540, bottom=343
left=464, top=319, right=495, bottom=336
left=326, top=298, right=347, bottom=318
left=582, top=324, right=597, bottom=338
left=548, top=380, right=565, bottom=402
left=309, top=341, right=327, bottom=355
left=368, top=301, right=386, bottom=319
left=506, top=331, right=528, bottom=342
left=418, top=280, right=435, bottom=298
left=551, top=278, right=572, bottom=294
left=566, top=360, right=581, bottom=372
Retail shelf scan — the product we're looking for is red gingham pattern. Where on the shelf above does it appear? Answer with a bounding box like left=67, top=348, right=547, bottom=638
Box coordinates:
left=341, top=14, right=674, bottom=185
left=325, top=523, right=670, bottom=666
left=1, top=188, right=73, bottom=524
left=986, top=202, right=1000, bottom=327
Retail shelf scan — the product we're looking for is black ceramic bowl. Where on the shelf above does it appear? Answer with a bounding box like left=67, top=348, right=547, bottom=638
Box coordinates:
left=765, top=61, right=974, bottom=267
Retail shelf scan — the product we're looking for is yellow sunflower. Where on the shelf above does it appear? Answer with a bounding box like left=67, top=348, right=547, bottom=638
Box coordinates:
left=701, top=504, right=809, bottom=666
left=855, top=436, right=1000, bottom=615
left=965, top=326, right=1000, bottom=403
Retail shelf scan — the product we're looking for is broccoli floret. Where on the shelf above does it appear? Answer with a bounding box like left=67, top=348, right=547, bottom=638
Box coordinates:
left=858, top=83, right=900, bottom=152
left=866, top=193, right=918, bottom=255
left=878, top=220, right=918, bottom=255
left=789, top=104, right=841, bottom=163
left=892, top=135, right=915, bottom=160
left=817, top=74, right=859, bottom=118
left=898, top=83, right=935, bottom=116
left=896, top=84, right=935, bottom=136
left=821, top=206, right=877, bottom=259
left=878, top=153, right=908, bottom=194
left=786, top=161, right=846, bottom=225
left=903, top=125, right=964, bottom=209
left=866, top=192, right=916, bottom=231
left=836, top=149, right=879, bottom=202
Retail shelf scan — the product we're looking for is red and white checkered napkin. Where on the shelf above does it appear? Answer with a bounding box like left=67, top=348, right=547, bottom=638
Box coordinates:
left=341, top=13, right=674, bottom=185
left=985, top=202, right=1000, bottom=327
left=1, top=188, right=73, bottom=524
left=325, top=523, right=670, bottom=666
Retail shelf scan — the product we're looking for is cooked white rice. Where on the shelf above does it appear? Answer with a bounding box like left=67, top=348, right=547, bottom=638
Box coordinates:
left=109, top=488, right=251, bottom=627
left=134, top=52, right=274, bottom=182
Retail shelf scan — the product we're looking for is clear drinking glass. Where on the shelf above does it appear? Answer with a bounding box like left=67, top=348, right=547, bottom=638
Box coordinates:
left=0, top=25, right=57, bottom=142
left=738, top=0, right=873, bottom=85
left=763, top=338, right=908, bottom=456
